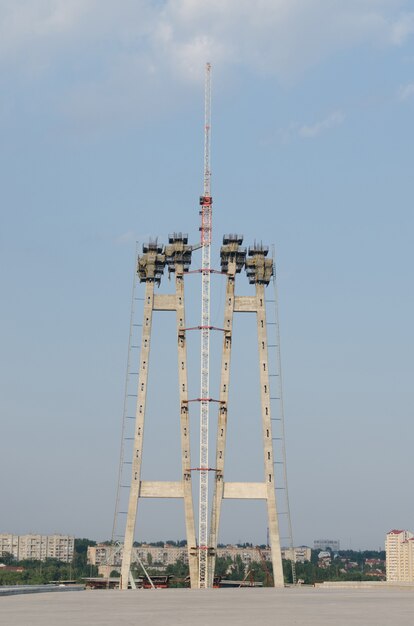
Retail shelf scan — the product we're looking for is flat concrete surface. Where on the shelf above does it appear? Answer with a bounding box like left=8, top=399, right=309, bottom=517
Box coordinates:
left=0, top=585, right=83, bottom=596
left=1, top=587, right=414, bottom=626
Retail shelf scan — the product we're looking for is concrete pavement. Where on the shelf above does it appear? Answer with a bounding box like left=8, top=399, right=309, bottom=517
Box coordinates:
left=1, top=586, right=414, bottom=626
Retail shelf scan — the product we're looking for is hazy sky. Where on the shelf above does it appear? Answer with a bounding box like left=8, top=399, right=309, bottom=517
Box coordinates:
left=1, top=1, right=413, bottom=551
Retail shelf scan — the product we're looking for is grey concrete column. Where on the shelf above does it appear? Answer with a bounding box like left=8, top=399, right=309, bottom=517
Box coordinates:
left=175, top=267, right=199, bottom=588
left=209, top=261, right=236, bottom=584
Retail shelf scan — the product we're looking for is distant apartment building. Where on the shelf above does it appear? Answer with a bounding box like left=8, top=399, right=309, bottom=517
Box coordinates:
left=88, top=544, right=268, bottom=568
left=215, top=545, right=269, bottom=565
left=0, top=534, right=19, bottom=560
left=0, top=534, right=74, bottom=562
left=281, top=546, right=311, bottom=563
left=313, top=539, right=340, bottom=552
left=87, top=544, right=188, bottom=568
left=87, top=543, right=310, bottom=569
left=386, top=529, right=414, bottom=582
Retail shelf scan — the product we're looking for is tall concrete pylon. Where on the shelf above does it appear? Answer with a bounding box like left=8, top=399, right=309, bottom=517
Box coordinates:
left=209, top=237, right=284, bottom=587
left=120, top=235, right=198, bottom=589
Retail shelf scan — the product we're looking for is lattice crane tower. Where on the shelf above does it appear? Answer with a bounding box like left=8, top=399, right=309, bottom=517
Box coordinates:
left=198, top=61, right=212, bottom=590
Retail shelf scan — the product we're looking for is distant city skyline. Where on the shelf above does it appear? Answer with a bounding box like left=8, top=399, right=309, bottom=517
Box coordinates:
left=1, top=1, right=413, bottom=551
left=0, top=529, right=388, bottom=553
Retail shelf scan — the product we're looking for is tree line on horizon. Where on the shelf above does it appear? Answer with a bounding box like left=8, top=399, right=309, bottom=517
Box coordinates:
left=0, top=538, right=386, bottom=587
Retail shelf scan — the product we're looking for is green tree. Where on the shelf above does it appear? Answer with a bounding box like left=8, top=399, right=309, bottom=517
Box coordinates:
left=228, top=555, right=245, bottom=581
left=248, top=561, right=268, bottom=585
left=0, top=552, right=15, bottom=565
left=214, top=556, right=232, bottom=577
left=73, top=538, right=96, bottom=569
left=165, top=559, right=189, bottom=579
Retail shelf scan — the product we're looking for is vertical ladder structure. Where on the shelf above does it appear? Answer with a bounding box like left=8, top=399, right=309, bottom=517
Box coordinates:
left=209, top=240, right=284, bottom=587
left=120, top=236, right=198, bottom=589
left=268, top=251, right=296, bottom=584
left=111, top=246, right=141, bottom=547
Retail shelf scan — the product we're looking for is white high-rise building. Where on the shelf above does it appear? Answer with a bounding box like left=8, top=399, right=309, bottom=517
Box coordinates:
left=0, top=534, right=74, bottom=563
left=385, top=529, right=414, bottom=582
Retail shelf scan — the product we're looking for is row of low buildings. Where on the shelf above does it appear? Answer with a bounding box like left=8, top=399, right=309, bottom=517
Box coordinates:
left=87, top=543, right=311, bottom=571
left=386, top=529, right=414, bottom=582
left=0, top=534, right=74, bottom=563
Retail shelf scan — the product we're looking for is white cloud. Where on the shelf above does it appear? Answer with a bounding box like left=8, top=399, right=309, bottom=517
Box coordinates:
left=1, top=1, right=414, bottom=125
left=390, top=12, right=414, bottom=44
left=398, top=82, right=414, bottom=100
left=1, top=1, right=414, bottom=78
left=0, top=1, right=92, bottom=58
left=150, top=1, right=414, bottom=81
left=299, top=111, right=345, bottom=139
left=268, top=110, right=345, bottom=144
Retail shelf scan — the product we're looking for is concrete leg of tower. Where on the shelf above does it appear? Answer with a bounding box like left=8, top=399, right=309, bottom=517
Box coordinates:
left=120, top=242, right=198, bottom=590
left=120, top=280, right=155, bottom=589
left=175, top=269, right=199, bottom=588
left=209, top=265, right=236, bottom=585
left=256, top=283, right=284, bottom=588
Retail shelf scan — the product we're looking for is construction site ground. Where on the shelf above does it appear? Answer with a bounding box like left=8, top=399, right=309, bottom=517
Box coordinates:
left=2, top=586, right=414, bottom=626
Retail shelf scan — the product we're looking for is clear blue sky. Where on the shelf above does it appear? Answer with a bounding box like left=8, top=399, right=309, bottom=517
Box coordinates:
left=1, top=1, right=413, bottom=551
